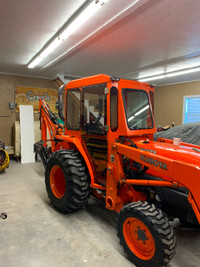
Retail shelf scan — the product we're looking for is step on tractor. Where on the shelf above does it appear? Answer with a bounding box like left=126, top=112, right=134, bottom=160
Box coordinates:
left=35, top=74, right=200, bottom=266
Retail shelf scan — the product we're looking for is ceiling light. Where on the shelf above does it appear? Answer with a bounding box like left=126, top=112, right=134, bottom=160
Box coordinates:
left=166, top=58, right=200, bottom=73
left=44, top=0, right=140, bottom=70
left=40, top=38, right=63, bottom=58
left=139, top=75, right=165, bottom=82
left=28, top=56, right=43, bottom=69
left=60, top=1, right=102, bottom=40
left=138, top=66, right=200, bottom=82
left=166, top=67, right=200, bottom=77
left=28, top=0, right=110, bottom=68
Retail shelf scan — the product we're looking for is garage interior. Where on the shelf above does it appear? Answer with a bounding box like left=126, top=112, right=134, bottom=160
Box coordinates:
left=1, top=0, right=200, bottom=266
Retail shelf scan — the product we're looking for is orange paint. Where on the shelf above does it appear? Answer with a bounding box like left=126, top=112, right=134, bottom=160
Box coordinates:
left=39, top=74, right=200, bottom=222
left=50, top=165, right=65, bottom=198
left=123, top=217, right=155, bottom=260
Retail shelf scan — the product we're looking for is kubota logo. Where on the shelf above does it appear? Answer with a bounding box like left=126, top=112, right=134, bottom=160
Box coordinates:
left=140, top=154, right=167, bottom=170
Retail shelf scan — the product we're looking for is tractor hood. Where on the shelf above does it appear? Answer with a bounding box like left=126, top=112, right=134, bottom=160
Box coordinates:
left=135, top=139, right=200, bottom=166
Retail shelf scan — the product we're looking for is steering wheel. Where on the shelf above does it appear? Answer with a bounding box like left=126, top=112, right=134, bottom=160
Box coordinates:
left=93, top=112, right=102, bottom=124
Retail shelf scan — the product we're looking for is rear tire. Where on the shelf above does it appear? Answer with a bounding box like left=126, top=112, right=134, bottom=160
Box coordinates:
left=45, top=149, right=90, bottom=213
left=117, top=201, right=176, bottom=267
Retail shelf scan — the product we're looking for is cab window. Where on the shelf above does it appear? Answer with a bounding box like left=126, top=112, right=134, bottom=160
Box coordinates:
left=83, top=84, right=107, bottom=135
left=110, top=86, right=118, bottom=132
left=66, top=89, right=81, bottom=130
left=123, top=89, right=153, bottom=130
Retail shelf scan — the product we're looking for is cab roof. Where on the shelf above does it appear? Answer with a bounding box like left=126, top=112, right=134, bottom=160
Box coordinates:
left=64, top=74, right=152, bottom=90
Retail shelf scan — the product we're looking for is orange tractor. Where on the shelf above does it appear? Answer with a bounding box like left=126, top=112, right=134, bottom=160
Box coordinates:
left=35, top=74, right=200, bottom=266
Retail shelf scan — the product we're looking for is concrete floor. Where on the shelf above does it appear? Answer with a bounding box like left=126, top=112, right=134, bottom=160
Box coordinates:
left=0, top=161, right=200, bottom=267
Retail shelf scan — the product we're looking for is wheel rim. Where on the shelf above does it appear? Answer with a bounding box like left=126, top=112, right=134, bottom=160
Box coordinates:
left=123, top=217, right=155, bottom=260
left=50, top=165, right=66, bottom=198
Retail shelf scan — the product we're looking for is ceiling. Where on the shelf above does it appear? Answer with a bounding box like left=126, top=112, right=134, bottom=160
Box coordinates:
left=1, top=0, right=200, bottom=86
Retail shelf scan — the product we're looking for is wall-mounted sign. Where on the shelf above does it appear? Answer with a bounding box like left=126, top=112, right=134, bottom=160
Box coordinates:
left=16, top=86, right=58, bottom=113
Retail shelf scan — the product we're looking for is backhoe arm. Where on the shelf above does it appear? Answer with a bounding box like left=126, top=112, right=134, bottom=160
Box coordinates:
left=39, top=98, right=61, bottom=151
left=34, top=98, right=64, bottom=166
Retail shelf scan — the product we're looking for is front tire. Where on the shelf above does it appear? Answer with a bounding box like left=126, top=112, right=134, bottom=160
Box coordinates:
left=45, top=149, right=90, bottom=213
left=117, top=201, right=176, bottom=267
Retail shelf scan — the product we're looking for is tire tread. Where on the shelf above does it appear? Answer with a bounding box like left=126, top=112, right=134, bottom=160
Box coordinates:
left=117, top=201, right=176, bottom=267
left=45, top=149, right=90, bottom=213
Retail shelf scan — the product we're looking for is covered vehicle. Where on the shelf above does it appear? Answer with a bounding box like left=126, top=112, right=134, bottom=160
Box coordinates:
left=154, top=122, right=200, bottom=146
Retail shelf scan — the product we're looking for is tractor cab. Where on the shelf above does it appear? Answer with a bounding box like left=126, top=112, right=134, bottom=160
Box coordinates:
left=62, top=74, right=155, bottom=187
left=64, top=74, right=155, bottom=138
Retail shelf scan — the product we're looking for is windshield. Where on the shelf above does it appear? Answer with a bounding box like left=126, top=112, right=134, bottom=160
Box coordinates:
left=123, top=89, right=153, bottom=130
left=83, top=83, right=106, bottom=135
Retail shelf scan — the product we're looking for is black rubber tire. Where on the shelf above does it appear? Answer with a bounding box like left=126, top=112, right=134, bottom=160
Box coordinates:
left=117, top=201, right=176, bottom=267
left=45, top=149, right=90, bottom=213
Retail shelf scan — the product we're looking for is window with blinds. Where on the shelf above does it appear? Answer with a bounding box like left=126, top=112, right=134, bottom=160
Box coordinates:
left=183, top=95, right=200, bottom=123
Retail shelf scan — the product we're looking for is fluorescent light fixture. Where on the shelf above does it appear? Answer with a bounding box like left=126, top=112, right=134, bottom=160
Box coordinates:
left=59, top=1, right=102, bottom=40
left=28, top=0, right=110, bottom=69
left=44, top=0, right=140, bottom=70
left=139, top=66, right=200, bottom=82
left=28, top=56, right=43, bottom=69
left=166, top=58, right=200, bottom=73
left=139, top=75, right=165, bottom=82
left=166, top=66, right=200, bottom=77
left=40, top=38, right=63, bottom=58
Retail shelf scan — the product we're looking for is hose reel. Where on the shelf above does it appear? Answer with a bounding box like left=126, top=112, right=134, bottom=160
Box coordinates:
left=0, top=145, right=9, bottom=172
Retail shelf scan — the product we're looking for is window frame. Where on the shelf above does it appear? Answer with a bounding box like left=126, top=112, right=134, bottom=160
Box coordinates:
left=182, top=94, right=200, bottom=124
left=149, top=91, right=154, bottom=114
left=66, top=88, right=81, bottom=130
left=110, top=86, right=118, bottom=132
left=82, top=83, right=107, bottom=135
left=122, top=88, right=154, bottom=130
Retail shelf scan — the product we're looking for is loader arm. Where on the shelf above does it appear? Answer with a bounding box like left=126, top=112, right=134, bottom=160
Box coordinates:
left=114, top=143, right=200, bottom=223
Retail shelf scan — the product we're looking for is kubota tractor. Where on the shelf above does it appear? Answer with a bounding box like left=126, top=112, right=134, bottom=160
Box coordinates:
left=35, top=74, right=200, bottom=266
